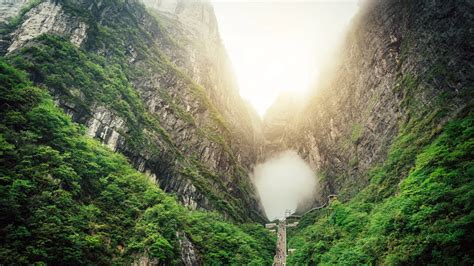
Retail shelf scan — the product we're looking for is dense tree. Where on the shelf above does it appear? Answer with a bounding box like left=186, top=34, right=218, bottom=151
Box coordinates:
left=288, top=111, right=474, bottom=265
left=0, top=60, right=275, bottom=264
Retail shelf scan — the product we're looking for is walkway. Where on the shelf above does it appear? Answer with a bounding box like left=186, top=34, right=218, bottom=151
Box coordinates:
left=272, top=195, right=337, bottom=265
left=273, top=219, right=286, bottom=266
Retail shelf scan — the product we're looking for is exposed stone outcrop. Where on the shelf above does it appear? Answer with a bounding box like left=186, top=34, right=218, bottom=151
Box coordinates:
left=141, top=0, right=262, bottom=171
left=178, top=232, right=201, bottom=265
left=132, top=256, right=158, bottom=266
left=0, top=0, right=29, bottom=24
left=261, top=92, right=306, bottom=157
left=86, top=106, right=127, bottom=151
left=132, top=0, right=265, bottom=220
left=6, top=1, right=88, bottom=53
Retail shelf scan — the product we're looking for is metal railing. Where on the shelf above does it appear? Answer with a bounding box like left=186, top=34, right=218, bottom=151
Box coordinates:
left=287, top=194, right=337, bottom=219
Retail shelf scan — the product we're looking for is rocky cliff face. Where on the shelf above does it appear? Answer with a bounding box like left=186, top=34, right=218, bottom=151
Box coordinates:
left=140, top=0, right=263, bottom=177
left=263, top=0, right=472, bottom=209
left=177, top=232, right=201, bottom=265
left=0, top=0, right=265, bottom=222
left=261, top=92, right=306, bottom=157
left=0, top=0, right=28, bottom=23
left=6, top=1, right=88, bottom=52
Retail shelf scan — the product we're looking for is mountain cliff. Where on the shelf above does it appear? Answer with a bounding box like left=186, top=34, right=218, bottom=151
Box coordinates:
left=264, top=0, right=473, bottom=264
left=264, top=0, right=472, bottom=208
left=0, top=0, right=265, bottom=222
left=0, top=59, right=275, bottom=264
left=1, top=0, right=472, bottom=264
left=0, top=0, right=276, bottom=264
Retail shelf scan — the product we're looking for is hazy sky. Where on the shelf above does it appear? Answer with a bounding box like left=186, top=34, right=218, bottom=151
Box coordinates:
left=212, top=0, right=359, bottom=116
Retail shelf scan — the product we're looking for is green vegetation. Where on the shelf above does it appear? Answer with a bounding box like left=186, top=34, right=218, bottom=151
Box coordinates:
left=185, top=214, right=275, bottom=265
left=2, top=0, right=264, bottom=222
left=288, top=110, right=474, bottom=264
left=350, top=123, right=364, bottom=144
left=288, top=19, right=473, bottom=262
left=0, top=61, right=275, bottom=264
left=8, top=34, right=159, bottom=151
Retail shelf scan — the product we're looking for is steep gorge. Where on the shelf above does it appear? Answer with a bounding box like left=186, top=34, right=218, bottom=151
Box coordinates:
left=0, top=0, right=473, bottom=264
left=260, top=0, right=473, bottom=264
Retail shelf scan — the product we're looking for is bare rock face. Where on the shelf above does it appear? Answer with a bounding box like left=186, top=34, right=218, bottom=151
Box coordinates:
left=261, top=92, right=306, bottom=157
left=86, top=106, right=127, bottom=152
left=141, top=0, right=218, bottom=41
left=141, top=0, right=262, bottom=170
left=133, top=0, right=265, bottom=218
left=131, top=256, right=158, bottom=266
left=7, top=1, right=88, bottom=53
left=178, top=232, right=201, bottom=265
left=0, top=0, right=29, bottom=23
left=263, top=0, right=472, bottom=208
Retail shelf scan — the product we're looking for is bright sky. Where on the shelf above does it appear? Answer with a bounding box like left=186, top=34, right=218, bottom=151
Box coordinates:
left=212, top=0, right=360, bottom=116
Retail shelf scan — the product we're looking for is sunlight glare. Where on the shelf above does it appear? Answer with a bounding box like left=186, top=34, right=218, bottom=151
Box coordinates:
left=212, top=0, right=359, bottom=116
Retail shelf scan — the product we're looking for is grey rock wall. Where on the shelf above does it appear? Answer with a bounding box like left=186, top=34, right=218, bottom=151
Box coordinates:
left=0, top=0, right=29, bottom=23
left=263, top=0, right=472, bottom=209
left=6, top=1, right=88, bottom=53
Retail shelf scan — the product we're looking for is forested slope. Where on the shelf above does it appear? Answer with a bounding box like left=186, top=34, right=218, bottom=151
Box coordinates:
left=0, top=0, right=265, bottom=222
left=0, top=60, right=275, bottom=264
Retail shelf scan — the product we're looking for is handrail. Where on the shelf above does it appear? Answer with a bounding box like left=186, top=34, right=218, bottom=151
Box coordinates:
left=287, top=194, right=337, bottom=218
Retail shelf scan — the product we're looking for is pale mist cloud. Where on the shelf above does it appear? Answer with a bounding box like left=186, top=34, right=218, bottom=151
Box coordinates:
left=252, top=150, right=318, bottom=220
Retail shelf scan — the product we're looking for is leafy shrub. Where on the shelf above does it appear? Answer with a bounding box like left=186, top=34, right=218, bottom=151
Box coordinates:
left=0, top=60, right=275, bottom=264
left=288, top=111, right=474, bottom=265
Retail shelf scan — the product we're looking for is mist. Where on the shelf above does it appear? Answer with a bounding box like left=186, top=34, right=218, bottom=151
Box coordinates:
left=252, top=150, right=318, bottom=220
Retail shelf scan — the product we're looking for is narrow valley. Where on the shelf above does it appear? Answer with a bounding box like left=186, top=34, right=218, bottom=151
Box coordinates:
left=0, top=0, right=472, bottom=265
